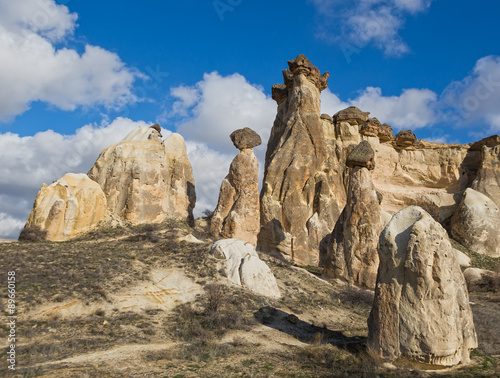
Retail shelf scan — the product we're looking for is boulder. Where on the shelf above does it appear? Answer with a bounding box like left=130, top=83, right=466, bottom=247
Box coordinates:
left=321, top=166, right=381, bottom=289
left=463, top=267, right=500, bottom=292
left=451, top=188, right=500, bottom=257
left=25, top=173, right=107, bottom=241
left=368, top=206, right=477, bottom=367
left=88, top=128, right=195, bottom=225
left=453, top=248, right=471, bottom=268
left=359, top=118, right=382, bottom=137
left=210, top=239, right=281, bottom=298
left=230, top=127, right=262, bottom=150
left=333, top=106, right=370, bottom=125
left=259, top=55, right=345, bottom=265
left=471, top=145, right=500, bottom=208
left=210, top=132, right=260, bottom=245
left=378, top=123, right=394, bottom=141
left=394, top=130, right=417, bottom=147
left=346, top=141, right=375, bottom=170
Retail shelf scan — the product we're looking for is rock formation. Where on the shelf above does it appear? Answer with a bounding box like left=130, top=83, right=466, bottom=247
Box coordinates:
left=368, top=206, right=477, bottom=367
left=210, top=128, right=261, bottom=245
left=463, top=267, right=500, bottom=292
left=210, top=239, right=281, bottom=298
left=471, top=137, right=500, bottom=208
left=25, top=173, right=107, bottom=241
left=88, top=126, right=196, bottom=225
left=394, top=130, right=417, bottom=147
left=259, top=54, right=345, bottom=265
left=320, top=141, right=381, bottom=288
left=450, top=188, right=500, bottom=257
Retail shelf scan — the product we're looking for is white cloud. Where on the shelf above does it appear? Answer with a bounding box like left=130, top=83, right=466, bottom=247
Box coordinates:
left=311, top=0, right=434, bottom=56
left=171, top=72, right=276, bottom=154
left=0, top=0, right=142, bottom=121
left=0, top=118, right=148, bottom=238
left=321, top=86, right=438, bottom=129
left=441, top=55, right=500, bottom=134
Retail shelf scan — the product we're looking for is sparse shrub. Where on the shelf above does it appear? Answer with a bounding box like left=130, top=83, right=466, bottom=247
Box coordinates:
left=18, top=226, right=47, bottom=242
left=204, top=283, right=225, bottom=313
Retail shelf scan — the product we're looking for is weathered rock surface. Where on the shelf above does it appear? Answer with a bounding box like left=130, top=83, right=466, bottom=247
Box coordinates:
left=210, top=239, right=281, bottom=298
left=25, top=173, right=107, bottom=241
left=471, top=144, right=500, bottom=208
left=450, top=188, right=500, bottom=257
left=469, top=134, right=500, bottom=150
left=320, top=165, right=381, bottom=289
left=346, top=141, right=375, bottom=170
left=259, top=55, right=345, bottom=265
left=394, top=130, right=417, bottom=147
left=454, top=248, right=471, bottom=268
left=211, top=130, right=260, bottom=245
left=368, top=206, right=477, bottom=367
left=333, top=106, right=370, bottom=125
left=360, top=118, right=382, bottom=137
left=88, top=128, right=195, bottom=225
left=230, top=127, right=262, bottom=150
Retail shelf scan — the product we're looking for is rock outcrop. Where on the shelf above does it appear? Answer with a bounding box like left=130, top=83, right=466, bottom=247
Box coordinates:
left=471, top=141, right=500, bottom=208
left=450, top=188, right=500, bottom=257
left=259, top=54, right=345, bottom=265
left=463, top=267, right=500, bottom=292
left=368, top=206, right=477, bottom=367
left=320, top=142, right=381, bottom=288
left=210, top=239, right=281, bottom=298
left=394, top=130, right=417, bottom=147
left=88, top=126, right=195, bottom=225
left=25, top=173, right=107, bottom=241
left=210, top=128, right=261, bottom=245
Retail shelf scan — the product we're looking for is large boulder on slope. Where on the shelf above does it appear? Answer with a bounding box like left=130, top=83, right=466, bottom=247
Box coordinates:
left=368, top=206, right=477, bottom=367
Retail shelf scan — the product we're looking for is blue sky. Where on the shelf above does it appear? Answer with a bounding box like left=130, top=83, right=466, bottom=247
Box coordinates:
left=1, top=0, right=500, bottom=238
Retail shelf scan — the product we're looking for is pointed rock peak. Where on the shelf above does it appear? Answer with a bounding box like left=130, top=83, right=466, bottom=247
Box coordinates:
left=286, top=54, right=329, bottom=91
left=333, top=106, right=370, bottom=125
left=230, top=127, right=262, bottom=150
left=347, top=141, right=375, bottom=170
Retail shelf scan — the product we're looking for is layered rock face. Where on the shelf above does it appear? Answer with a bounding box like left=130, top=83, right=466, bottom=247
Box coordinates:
left=321, top=141, right=381, bottom=288
left=88, top=126, right=196, bottom=225
left=450, top=188, right=500, bottom=257
left=25, top=173, right=107, bottom=241
left=368, top=206, right=477, bottom=367
left=210, top=128, right=261, bottom=245
left=259, top=55, right=345, bottom=265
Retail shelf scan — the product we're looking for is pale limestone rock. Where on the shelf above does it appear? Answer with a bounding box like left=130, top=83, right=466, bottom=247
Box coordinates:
left=259, top=55, right=345, bottom=265
left=380, top=211, right=393, bottom=227
left=368, top=206, right=477, bottom=367
left=321, top=166, right=381, bottom=289
left=88, top=128, right=195, bottom=225
left=463, top=267, right=500, bottom=292
left=210, top=239, right=281, bottom=298
left=25, top=173, right=107, bottom=241
left=177, top=234, right=203, bottom=244
left=453, top=248, right=471, bottom=268
left=120, top=126, right=162, bottom=142
left=451, top=188, right=500, bottom=257
left=471, top=144, right=500, bottom=208
left=210, top=144, right=260, bottom=245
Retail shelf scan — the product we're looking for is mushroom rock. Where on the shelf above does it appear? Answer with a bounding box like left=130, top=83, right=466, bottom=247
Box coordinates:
left=259, top=55, right=345, bottom=265
left=368, top=206, right=477, bottom=367
left=394, top=130, right=417, bottom=147
left=320, top=142, right=381, bottom=288
left=333, top=106, right=370, bottom=125
left=210, top=128, right=261, bottom=245
left=25, top=173, right=107, bottom=241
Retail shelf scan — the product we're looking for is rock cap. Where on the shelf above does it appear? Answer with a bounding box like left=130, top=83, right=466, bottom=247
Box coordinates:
left=346, top=141, right=375, bottom=170
left=230, top=128, right=262, bottom=150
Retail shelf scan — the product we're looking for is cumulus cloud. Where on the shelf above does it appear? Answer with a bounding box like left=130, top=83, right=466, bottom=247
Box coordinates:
left=0, top=118, right=147, bottom=238
left=321, top=86, right=438, bottom=129
left=441, top=55, right=500, bottom=134
left=0, top=0, right=142, bottom=121
left=171, top=72, right=276, bottom=155
left=311, top=0, right=434, bottom=56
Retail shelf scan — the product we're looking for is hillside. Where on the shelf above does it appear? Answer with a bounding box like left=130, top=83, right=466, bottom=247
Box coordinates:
left=1, top=220, right=499, bottom=377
